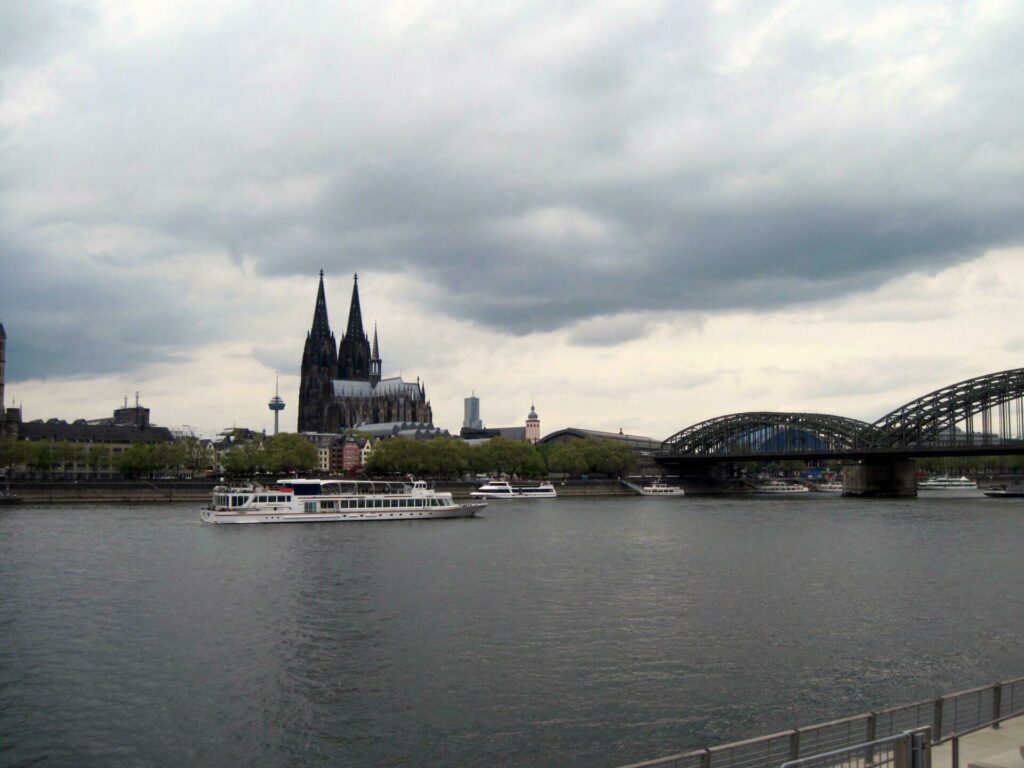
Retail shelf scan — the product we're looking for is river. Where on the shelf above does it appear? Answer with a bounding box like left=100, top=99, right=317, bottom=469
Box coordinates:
left=1, top=494, right=1022, bottom=767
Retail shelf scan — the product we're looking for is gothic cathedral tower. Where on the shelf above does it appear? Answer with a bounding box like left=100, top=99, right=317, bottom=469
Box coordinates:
left=298, top=271, right=338, bottom=432
left=337, top=275, right=372, bottom=380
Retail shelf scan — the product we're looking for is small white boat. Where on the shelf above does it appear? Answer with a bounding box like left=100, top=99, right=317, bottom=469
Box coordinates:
left=917, top=475, right=977, bottom=490
left=640, top=480, right=685, bottom=496
left=754, top=479, right=809, bottom=494
left=201, top=478, right=484, bottom=524
left=815, top=480, right=844, bottom=493
left=470, top=480, right=557, bottom=499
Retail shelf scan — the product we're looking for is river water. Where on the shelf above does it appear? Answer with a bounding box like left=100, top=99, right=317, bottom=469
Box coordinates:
left=1, top=495, right=1022, bottom=767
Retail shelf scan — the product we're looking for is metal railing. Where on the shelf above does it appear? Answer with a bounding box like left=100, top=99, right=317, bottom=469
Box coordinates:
left=620, top=677, right=1024, bottom=768
left=781, top=728, right=931, bottom=768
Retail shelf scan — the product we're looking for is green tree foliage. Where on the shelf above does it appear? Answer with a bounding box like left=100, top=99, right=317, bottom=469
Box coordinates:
left=263, top=433, right=318, bottom=473
left=222, top=442, right=262, bottom=476
left=87, top=445, right=112, bottom=475
left=0, top=438, right=29, bottom=477
left=364, top=436, right=638, bottom=479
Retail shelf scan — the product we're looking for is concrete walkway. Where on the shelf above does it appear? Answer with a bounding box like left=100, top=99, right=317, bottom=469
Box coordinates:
left=932, top=715, right=1024, bottom=768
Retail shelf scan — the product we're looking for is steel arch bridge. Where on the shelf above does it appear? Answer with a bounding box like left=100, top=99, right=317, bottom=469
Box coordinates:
left=662, top=367, right=1024, bottom=459
left=663, top=412, right=873, bottom=457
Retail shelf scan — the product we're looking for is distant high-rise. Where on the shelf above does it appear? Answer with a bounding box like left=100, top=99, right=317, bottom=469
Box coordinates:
left=526, top=402, right=540, bottom=444
left=464, top=393, right=482, bottom=430
left=268, top=374, right=286, bottom=435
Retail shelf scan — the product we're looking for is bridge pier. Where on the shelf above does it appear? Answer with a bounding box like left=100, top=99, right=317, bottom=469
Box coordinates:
left=842, top=459, right=917, bottom=497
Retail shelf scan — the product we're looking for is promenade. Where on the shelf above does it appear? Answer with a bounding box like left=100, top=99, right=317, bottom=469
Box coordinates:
left=932, top=715, right=1024, bottom=768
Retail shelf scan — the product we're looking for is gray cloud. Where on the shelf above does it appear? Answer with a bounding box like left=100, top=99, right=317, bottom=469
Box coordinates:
left=0, top=1, right=93, bottom=69
left=3, top=1, right=1024, bottom=381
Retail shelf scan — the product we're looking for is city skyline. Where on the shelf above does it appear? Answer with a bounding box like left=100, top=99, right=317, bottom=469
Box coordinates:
left=2, top=2, right=1024, bottom=438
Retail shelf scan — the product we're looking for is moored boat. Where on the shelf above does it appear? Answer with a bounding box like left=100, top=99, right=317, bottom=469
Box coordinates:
left=815, top=480, right=844, bottom=493
left=983, top=481, right=1024, bottom=498
left=639, top=480, right=685, bottom=496
left=917, top=475, right=978, bottom=490
left=201, top=478, right=484, bottom=524
left=754, top=479, right=809, bottom=494
left=470, top=480, right=557, bottom=500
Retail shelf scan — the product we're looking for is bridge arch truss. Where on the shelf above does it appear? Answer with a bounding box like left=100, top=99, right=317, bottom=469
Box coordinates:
left=866, top=367, right=1024, bottom=450
left=663, top=412, right=873, bottom=457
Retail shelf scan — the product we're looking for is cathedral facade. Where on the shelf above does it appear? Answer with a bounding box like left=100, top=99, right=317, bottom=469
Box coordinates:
left=298, top=273, right=432, bottom=433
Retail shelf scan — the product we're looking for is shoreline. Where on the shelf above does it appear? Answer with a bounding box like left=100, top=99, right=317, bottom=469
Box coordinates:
left=4, top=478, right=634, bottom=504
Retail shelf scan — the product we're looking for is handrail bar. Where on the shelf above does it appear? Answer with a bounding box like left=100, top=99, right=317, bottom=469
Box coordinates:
left=707, top=730, right=799, bottom=753
left=941, top=684, right=996, bottom=698
left=795, top=713, right=871, bottom=733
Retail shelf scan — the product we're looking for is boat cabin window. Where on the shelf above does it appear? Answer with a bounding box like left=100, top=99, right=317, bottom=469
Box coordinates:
left=292, top=483, right=321, bottom=496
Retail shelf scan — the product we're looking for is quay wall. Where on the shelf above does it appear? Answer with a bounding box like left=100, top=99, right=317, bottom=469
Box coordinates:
left=7, top=478, right=632, bottom=504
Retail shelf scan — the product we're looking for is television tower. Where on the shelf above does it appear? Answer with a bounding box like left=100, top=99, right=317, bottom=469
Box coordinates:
left=268, top=373, right=285, bottom=435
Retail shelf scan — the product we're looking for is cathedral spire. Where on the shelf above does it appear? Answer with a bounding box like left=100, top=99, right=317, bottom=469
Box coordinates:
left=346, top=273, right=365, bottom=340
left=338, top=273, right=372, bottom=381
left=369, top=322, right=381, bottom=384
left=310, top=269, right=332, bottom=340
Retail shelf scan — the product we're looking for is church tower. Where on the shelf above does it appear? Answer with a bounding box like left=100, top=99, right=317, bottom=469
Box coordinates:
left=526, top=402, right=540, bottom=444
left=337, top=274, right=372, bottom=381
left=298, top=271, right=338, bottom=432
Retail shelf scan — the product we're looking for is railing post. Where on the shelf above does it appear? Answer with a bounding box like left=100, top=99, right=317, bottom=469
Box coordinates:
left=951, top=735, right=959, bottom=768
left=894, top=734, right=910, bottom=768
left=911, top=729, right=931, bottom=768
left=700, top=748, right=710, bottom=768
left=992, top=682, right=1002, bottom=728
left=789, top=730, right=801, bottom=761
left=933, top=697, right=944, bottom=741
left=866, top=713, right=877, bottom=767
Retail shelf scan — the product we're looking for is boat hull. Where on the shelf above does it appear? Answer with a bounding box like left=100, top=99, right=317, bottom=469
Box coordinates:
left=201, top=503, right=485, bottom=524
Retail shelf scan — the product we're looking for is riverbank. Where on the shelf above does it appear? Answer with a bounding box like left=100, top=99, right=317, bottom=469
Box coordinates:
left=5, top=478, right=634, bottom=504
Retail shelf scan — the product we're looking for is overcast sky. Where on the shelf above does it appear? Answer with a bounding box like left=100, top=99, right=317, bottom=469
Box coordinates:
left=2, top=0, right=1023, bottom=439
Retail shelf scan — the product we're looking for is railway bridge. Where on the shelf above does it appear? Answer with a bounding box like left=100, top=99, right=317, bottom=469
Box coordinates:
left=655, top=367, right=1024, bottom=495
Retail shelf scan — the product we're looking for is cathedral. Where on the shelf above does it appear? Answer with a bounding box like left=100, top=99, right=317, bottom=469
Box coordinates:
left=298, top=272, right=432, bottom=433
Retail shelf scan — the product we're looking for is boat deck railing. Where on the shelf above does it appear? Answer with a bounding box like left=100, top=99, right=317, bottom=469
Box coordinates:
left=620, top=677, right=1024, bottom=768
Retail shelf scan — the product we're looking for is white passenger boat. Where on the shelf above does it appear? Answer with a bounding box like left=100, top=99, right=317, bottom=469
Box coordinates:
left=754, top=479, right=810, bottom=494
left=917, top=475, right=978, bottom=490
left=639, top=480, right=685, bottom=496
left=815, top=480, right=844, bottom=493
left=201, top=478, right=484, bottom=524
left=470, top=480, right=557, bottom=499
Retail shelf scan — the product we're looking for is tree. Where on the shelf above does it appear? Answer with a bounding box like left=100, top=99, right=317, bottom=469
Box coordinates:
left=0, top=438, right=29, bottom=479
left=87, top=445, right=112, bottom=476
left=263, top=433, right=318, bottom=473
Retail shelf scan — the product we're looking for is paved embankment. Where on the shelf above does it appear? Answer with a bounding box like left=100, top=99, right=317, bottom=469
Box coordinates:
left=7, top=478, right=635, bottom=504
left=8, top=481, right=216, bottom=504
left=931, top=714, right=1024, bottom=768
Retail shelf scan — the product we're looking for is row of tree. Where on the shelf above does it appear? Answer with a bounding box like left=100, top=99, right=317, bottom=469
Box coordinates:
left=220, top=433, right=318, bottom=475
left=365, top=436, right=639, bottom=479
left=0, top=437, right=211, bottom=479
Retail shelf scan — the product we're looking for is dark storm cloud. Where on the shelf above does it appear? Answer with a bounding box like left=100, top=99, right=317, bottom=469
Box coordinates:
left=0, top=236, right=202, bottom=380
left=3, top=1, right=1024, bottom=379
